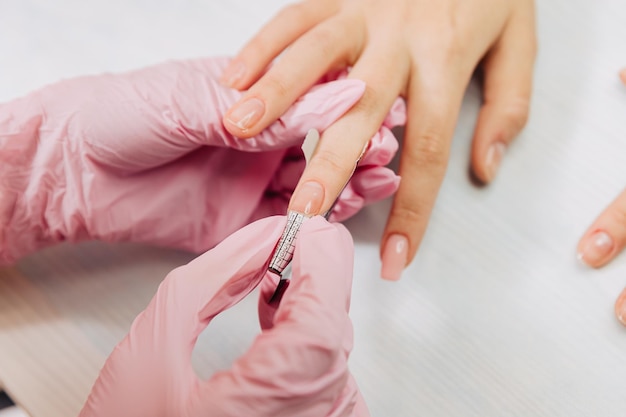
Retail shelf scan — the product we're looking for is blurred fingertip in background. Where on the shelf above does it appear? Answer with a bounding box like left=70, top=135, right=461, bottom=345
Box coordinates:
left=615, top=289, right=626, bottom=327
left=619, top=68, right=626, bottom=85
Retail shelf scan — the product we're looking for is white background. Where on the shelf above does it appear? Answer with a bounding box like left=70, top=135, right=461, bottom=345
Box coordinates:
left=0, top=0, right=625, bottom=416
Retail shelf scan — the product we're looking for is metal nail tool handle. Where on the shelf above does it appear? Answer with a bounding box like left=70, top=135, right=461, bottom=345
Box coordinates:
left=268, top=210, right=305, bottom=276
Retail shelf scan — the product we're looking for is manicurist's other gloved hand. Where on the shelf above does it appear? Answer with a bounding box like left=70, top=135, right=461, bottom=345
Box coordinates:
left=0, top=57, right=403, bottom=263
left=79, top=216, right=369, bottom=417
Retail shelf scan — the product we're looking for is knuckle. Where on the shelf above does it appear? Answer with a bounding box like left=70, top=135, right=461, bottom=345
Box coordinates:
left=245, top=34, right=273, bottom=60
left=429, top=20, right=466, bottom=63
left=284, top=327, right=340, bottom=377
left=307, top=26, right=340, bottom=56
left=360, top=84, right=384, bottom=108
left=350, top=84, right=387, bottom=118
left=391, top=203, right=423, bottom=227
left=275, top=3, right=306, bottom=23
left=440, top=35, right=465, bottom=62
left=409, top=129, right=449, bottom=167
left=311, top=149, right=354, bottom=178
left=261, top=73, right=291, bottom=100
left=411, top=14, right=466, bottom=65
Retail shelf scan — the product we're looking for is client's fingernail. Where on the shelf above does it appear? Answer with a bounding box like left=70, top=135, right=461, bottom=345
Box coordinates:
left=485, top=142, right=506, bottom=182
left=220, top=60, right=246, bottom=87
left=226, top=98, right=265, bottom=131
left=381, top=234, right=408, bottom=281
left=577, top=230, right=614, bottom=266
left=290, top=181, right=325, bottom=216
left=616, top=289, right=626, bottom=326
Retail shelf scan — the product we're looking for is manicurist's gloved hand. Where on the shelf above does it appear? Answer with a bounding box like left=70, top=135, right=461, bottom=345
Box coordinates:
left=79, top=216, right=369, bottom=417
left=0, top=57, right=404, bottom=264
left=577, top=68, right=626, bottom=326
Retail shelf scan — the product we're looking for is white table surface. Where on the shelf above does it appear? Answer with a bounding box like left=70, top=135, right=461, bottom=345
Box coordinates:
left=1, top=0, right=625, bottom=416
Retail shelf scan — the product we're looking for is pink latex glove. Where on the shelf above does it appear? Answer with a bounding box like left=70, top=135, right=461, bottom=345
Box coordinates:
left=79, top=215, right=369, bottom=417
left=0, top=57, right=405, bottom=264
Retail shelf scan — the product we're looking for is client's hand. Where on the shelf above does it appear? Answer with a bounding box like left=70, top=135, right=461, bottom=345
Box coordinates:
left=0, top=57, right=404, bottom=263
left=79, top=216, right=369, bottom=417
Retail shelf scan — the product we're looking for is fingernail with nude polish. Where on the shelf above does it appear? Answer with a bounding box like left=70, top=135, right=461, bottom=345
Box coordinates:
left=485, top=142, right=506, bottom=182
left=290, top=181, right=325, bottom=216
left=616, top=290, right=626, bottom=326
left=226, top=98, right=265, bottom=131
left=220, top=60, right=246, bottom=88
left=381, top=234, right=408, bottom=281
left=577, top=230, right=614, bottom=266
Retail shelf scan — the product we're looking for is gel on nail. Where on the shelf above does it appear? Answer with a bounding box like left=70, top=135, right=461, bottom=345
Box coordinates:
left=226, top=98, right=265, bottom=131
left=290, top=181, right=325, bottom=216
left=381, top=234, right=408, bottom=281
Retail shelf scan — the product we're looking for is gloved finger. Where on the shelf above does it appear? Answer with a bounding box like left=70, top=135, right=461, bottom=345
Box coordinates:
left=194, top=217, right=358, bottom=417
left=329, top=374, right=371, bottom=417
left=258, top=270, right=281, bottom=330
left=262, top=215, right=355, bottom=356
left=79, top=216, right=286, bottom=417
